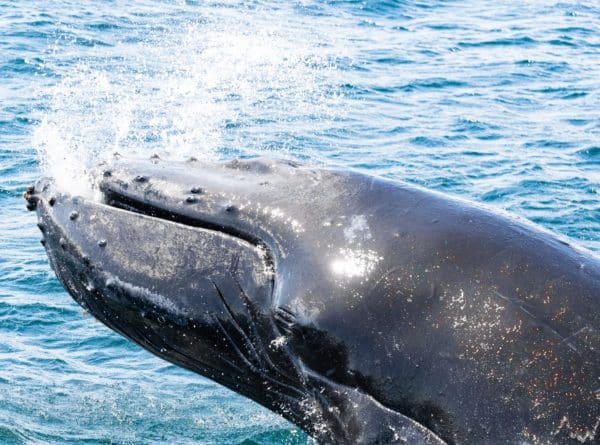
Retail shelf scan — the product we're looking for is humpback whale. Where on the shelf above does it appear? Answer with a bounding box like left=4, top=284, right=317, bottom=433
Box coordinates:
left=25, top=157, right=599, bottom=444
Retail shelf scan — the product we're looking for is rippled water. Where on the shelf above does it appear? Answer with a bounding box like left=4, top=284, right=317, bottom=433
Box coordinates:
left=1, top=0, right=599, bottom=443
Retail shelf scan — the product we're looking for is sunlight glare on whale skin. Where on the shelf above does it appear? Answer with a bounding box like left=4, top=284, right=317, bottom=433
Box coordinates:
left=331, top=248, right=382, bottom=280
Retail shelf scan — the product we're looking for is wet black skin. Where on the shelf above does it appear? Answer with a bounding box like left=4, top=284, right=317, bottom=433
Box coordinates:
left=26, top=157, right=599, bottom=444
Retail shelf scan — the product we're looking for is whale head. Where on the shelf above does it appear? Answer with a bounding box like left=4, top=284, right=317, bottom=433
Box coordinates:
left=27, top=156, right=445, bottom=444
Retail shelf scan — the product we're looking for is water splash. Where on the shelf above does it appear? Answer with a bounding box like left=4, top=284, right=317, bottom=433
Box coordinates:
left=32, top=8, right=346, bottom=195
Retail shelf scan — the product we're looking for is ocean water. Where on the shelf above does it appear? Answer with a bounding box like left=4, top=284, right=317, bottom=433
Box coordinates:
left=1, top=0, right=599, bottom=443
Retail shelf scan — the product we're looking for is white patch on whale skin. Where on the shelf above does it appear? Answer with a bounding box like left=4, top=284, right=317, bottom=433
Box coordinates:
left=332, top=215, right=381, bottom=280
left=343, top=214, right=371, bottom=244
left=552, top=415, right=600, bottom=443
left=289, top=295, right=322, bottom=324
left=269, top=336, right=288, bottom=349
left=105, top=274, right=187, bottom=318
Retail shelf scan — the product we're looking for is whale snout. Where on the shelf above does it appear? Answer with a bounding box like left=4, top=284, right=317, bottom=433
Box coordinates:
left=26, top=173, right=276, bottom=378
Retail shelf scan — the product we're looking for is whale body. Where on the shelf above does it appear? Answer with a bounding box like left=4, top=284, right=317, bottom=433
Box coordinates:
left=26, top=157, right=600, bottom=444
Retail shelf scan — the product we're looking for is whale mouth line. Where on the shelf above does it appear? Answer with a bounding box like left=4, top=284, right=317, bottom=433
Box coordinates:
left=99, top=186, right=277, bottom=278
left=102, top=188, right=266, bottom=247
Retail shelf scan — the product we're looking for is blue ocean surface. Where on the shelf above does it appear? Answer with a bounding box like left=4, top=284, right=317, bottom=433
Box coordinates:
left=1, top=0, right=599, bottom=443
